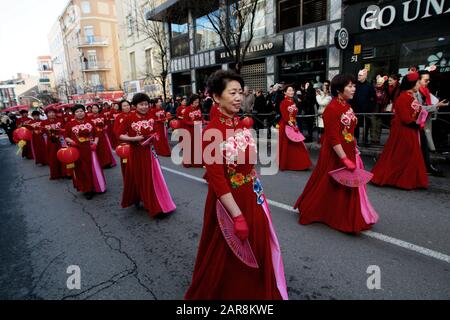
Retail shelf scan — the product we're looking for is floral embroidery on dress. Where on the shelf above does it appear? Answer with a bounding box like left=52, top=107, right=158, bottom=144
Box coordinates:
left=220, top=128, right=256, bottom=164
left=189, top=109, right=202, bottom=121
left=340, top=108, right=357, bottom=143
left=131, top=119, right=154, bottom=135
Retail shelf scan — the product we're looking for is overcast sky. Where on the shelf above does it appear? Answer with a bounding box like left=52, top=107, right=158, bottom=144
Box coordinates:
left=0, top=0, right=68, bottom=81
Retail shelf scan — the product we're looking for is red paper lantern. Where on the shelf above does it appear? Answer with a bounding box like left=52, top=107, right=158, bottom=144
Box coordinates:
left=115, top=143, right=130, bottom=163
left=169, top=119, right=181, bottom=129
left=57, top=147, right=80, bottom=169
left=242, top=116, right=254, bottom=128
left=14, top=127, right=32, bottom=141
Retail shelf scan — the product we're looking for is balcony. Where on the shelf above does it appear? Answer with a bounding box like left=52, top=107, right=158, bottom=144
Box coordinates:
left=38, top=67, right=53, bottom=72
left=81, top=62, right=112, bottom=72
left=78, top=36, right=109, bottom=48
left=39, top=78, right=51, bottom=83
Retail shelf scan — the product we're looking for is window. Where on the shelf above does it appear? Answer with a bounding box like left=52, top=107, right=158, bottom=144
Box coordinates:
left=84, top=26, right=94, bottom=43
left=130, top=52, right=136, bottom=80
left=145, top=48, right=153, bottom=74
left=195, top=14, right=221, bottom=52
left=171, top=23, right=189, bottom=57
left=81, top=1, right=91, bottom=14
left=91, top=73, right=100, bottom=86
left=278, top=0, right=327, bottom=31
left=241, top=0, right=266, bottom=41
left=87, top=50, right=97, bottom=68
left=127, top=15, right=134, bottom=35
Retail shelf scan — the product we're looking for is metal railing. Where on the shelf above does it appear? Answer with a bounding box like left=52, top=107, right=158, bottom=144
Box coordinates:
left=81, top=62, right=111, bottom=71
left=78, top=36, right=109, bottom=47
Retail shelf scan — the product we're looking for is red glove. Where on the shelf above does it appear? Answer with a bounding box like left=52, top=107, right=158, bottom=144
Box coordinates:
left=90, top=143, right=97, bottom=151
left=232, top=214, right=249, bottom=241
left=341, top=157, right=356, bottom=171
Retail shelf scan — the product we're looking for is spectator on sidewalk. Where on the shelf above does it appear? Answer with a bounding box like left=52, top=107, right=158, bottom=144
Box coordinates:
left=241, top=86, right=255, bottom=114
left=315, top=80, right=332, bottom=143
left=351, top=69, right=376, bottom=145
left=371, top=75, right=390, bottom=145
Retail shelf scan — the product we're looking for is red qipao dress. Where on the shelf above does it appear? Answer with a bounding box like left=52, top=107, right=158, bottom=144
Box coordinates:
left=371, top=92, right=428, bottom=189
left=294, top=98, right=379, bottom=233
left=185, top=113, right=288, bottom=300
left=41, top=118, right=65, bottom=179
left=209, top=103, right=220, bottom=121
left=151, top=107, right=171, bottom=157
left=16, top=116, right=34, bottom=159
left=119, top=112, right=176, bottom=217
left=64, top=119, right=106, bottom=193
left=28, top=119, right=48, bottom=165
left=89, top=114, right=117, bottom=168
left=114, top=111, right=131, bottom=179
left=108, top=109, right=119, bottom=148
left=182, top=106, right=204, bottom=168
left=278, top=97, right=312, bottom=171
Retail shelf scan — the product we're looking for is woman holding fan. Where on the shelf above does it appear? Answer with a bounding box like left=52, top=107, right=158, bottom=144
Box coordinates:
left=185, top=70, right=287, bottom=300
left=294, top=74, right=378, bottom=233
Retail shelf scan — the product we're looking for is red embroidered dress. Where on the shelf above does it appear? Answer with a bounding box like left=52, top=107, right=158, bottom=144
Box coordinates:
left=185, top=113, right=288, bottom=300
left=294, top=98, right=377, bottom=233
left=119, top=112, right=176, bottom=217
left=278, top=97, right=311, bottom=170
left=89, top=114, right=116, bottom=168
left=371, top=92, right=428, bottom=189
left=28, top=119, right=48, bottom=165
left=41, top=118, right=65, bottom=179
left=182, top=105, right=204, bottom=168
left=151, top=107, right=171, bottom=157
left=16, top=116, right=34, bottom=159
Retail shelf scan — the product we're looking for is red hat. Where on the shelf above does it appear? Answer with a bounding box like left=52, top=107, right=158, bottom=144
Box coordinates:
left=406, top=72, right=419, bottom=82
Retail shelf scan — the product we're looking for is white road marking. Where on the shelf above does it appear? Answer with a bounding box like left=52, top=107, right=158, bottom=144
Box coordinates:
left=161, top=165, right=450, bottom=265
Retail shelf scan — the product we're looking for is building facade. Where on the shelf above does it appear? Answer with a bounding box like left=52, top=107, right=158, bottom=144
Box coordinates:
left=37, top=56, right=56, bottom=95
left=48, top=20, right=71, bottom=101
left=146, top=0, right=344, bottom=97
left=115, top=0, right=165, bottom=100
left=56, top=0, right=123, bottom=95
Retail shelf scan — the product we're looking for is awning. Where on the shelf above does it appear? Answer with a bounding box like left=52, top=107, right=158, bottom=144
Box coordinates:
left=1, top=105, right=29, bottom=112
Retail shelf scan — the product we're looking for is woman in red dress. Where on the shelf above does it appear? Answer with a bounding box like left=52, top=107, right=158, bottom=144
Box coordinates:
left=114, top=99, right=132, bottom=179
left=294, top=74, right=379, bottom=233
left=209, top=102, right=220, bottom=121
left=41, top=108, right=65, bottom=180
left=151, top=97, right=171, bottom=157
left=15, top=109, right=34, bottom=159
left=185, top=70, right=288, bottom=300
left=176, top=97, right=188, bottom=120
left=371, top=72, right=428, bottom=189
left=182, top=95, right=204, bottom=168
left=65, top=104, right=106, bottom=200
left=28, top=111, right=48, bottom=165
left=88, top=104, right=116, bottom=169
left=278, top=85, right=312, bottom=171
left=119, top=93, right=176, bottom=218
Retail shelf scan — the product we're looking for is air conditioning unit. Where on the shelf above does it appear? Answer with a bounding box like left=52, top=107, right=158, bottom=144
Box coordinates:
left=362, top=47, right=376, bottom=60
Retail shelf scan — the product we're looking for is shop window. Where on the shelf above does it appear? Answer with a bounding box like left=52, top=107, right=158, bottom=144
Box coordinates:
left=279, top=50, right=326, bottom=83
left=278, top=0, right=327, bottom=32
left=195, top=13, right=221, bottom=52
left=241, top=61, right=267, bottom=92
left=171, top=23, right=189, bottom=57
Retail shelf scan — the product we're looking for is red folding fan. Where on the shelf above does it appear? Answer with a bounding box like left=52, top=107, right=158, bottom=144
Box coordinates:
left=328, top=167, right=373, bottom=187
left=216, top=200, right=259, bottom=269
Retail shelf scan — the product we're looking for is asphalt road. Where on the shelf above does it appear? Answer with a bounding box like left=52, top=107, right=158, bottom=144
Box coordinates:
left=1, top=137, right=449, bottom=300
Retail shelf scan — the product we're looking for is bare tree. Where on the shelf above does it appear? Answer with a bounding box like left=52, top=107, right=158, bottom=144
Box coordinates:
left=129, top=0, right=171, bottom=101
left=205, top=0, right=260, bottom=74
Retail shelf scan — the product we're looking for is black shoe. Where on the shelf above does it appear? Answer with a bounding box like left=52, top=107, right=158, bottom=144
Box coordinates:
left=428, top=165, right=445, bottom=177
left=84, top=191, right=95, bottom=200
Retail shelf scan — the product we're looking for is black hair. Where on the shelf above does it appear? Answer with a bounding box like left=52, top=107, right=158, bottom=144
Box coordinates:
left=19, top=109, right=28, bottom=114
left=71, top=104, right=85, bottom=113
left=206, top=70, right=244, bottom=97
left=131, top=93, right=151, bottom=106
left=324, top=80, right=331, bottom=85
left=389, top=73, right=401, bottom=81
left=91, top=104, right=102, bottom=112
left=283, top=84, right=295, bottom=93
left=118, top=99, right=131, bottom=111
left=189, top=94, right=200, bottom=105
left=31, top=110, right=40, bottom=117
left=400, top=74, right=419, bottom=91
left=331, top=74, right=356, bottom=96
left=418, top=70, right=430, bottom=80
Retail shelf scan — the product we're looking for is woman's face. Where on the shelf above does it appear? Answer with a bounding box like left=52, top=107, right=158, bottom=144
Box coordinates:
left=74, top=108, right=85, bottom=120
left=156, top=99, right=162, bottom=108
left=136, top=101, right=149, bottom=115
left=121, top=102, right=131, bottom=113
left=388, top=77, right=397, bottom=86
left=47, top=111, right=56, bottom=119
left=214, top=80, right=243, bottom=116
left=341, top=82, right=356, bottom=100
left=285, top=87, right=295, bottom=98
left=192, top=99, right=200, bottom=108
left=92, top=105, right=99, bottom=114
left=181, top=99, right=187, bottom=106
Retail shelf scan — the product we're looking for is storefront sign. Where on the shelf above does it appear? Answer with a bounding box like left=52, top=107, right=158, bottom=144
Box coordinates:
left=361, top=0, right=450, bottom=30
left=334, top=28, right=349, bottom=50
left=215, top=35, right=284, bottom=64
left=354, top=44, right=362, bottom=55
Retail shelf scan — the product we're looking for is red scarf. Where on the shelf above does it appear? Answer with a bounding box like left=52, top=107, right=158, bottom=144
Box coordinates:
left=419, top=86, right=431, bottom=105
